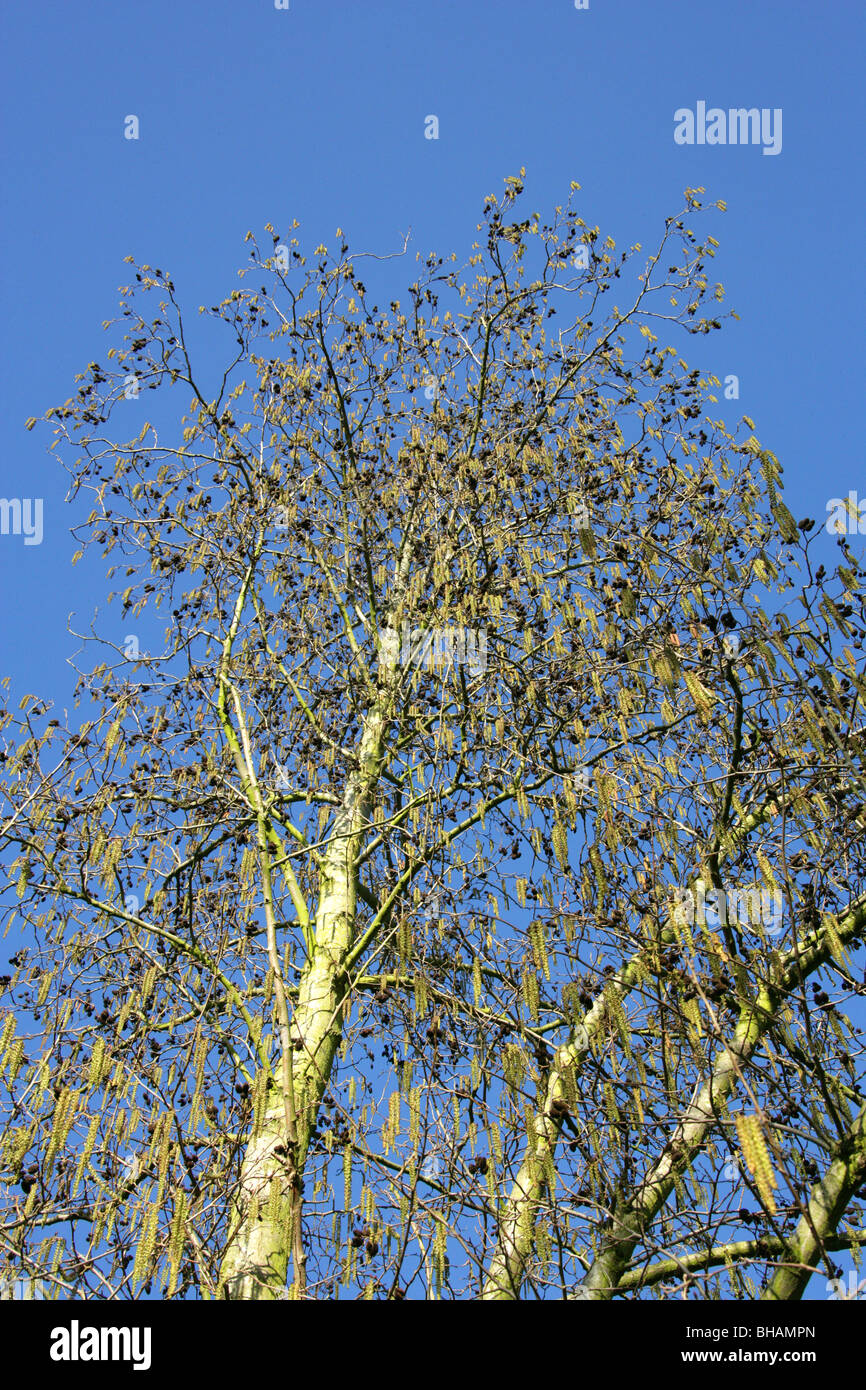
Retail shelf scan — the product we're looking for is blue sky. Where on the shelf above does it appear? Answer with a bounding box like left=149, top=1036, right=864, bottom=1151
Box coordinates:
left=2, top=1, right=863, bottom=703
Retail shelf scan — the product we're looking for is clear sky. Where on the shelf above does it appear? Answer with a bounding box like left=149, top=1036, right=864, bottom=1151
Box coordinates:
left=2, top=0, right=863, bottom=704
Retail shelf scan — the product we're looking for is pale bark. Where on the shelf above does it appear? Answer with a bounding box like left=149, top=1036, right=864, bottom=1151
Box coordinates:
left=481, top=939, right=663, bottom=1299
left=576, top=895, right=866, bottom=1300
left=219, top=527, right=415, bottom=1298
left=481, top=1039, right=582, bottom=1299
left=481, top=798, right=788, bottom=1300
left=761, top=1104, right=866, bottom=1301
left=615, top=1228, right=866, bottom=1293
left=219, top=707, right=388, bottom=1298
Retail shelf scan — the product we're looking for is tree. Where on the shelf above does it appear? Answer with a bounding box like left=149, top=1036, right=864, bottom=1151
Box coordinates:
left=2, top=175, right=865, bottom=1302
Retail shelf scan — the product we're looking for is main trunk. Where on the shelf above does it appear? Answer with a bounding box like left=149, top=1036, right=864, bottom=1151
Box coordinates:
left=219, top=702, right=389, bottom=1298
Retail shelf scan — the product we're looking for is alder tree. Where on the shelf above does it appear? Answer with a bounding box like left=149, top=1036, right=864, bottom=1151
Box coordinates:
left=2, top=176, right=865, bottom=1300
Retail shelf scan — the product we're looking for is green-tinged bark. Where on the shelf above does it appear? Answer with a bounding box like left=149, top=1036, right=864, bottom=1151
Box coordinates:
left=614, top=1228, right=866, bottom=1294
left=218, top=700, right=390, bottom=1298
left=481, top=1039, right=580, bottom=1299
left=481, top=794, right=793, bottom=1300
left=575, top=895, right=866, bottom=1300
left=761, top=1105, right=866, bottom=1301
left=219, top=511, right=414, bottom=1296
left=481, top=935, right=672, bottom=1298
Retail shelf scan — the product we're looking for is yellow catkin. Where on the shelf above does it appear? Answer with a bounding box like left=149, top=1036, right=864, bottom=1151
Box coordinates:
left=145, top=1111, right=164, bottom=1163
left=0, top=1026, right=19, bottom=1078
left=156, top=1118, right=172, bottom=1205
left=131, top=1203, right=160, bottom=1288
left=537, top=1219, right=551, bottom=1264
left=88, top=1037, right=106, bottom=1088
left=343, top=1144, right=352, bottom=1210
left=603, top=1081, right=619, bottom=1127
left=51, top=1089, right=78, bottom=1163
left=252, top=1071, right=267, bottom=1137
left=486, top=1160, right=497, bottom=1201
left=6, top=1039, right=24, bottom=1084
left=632, top=1086, right=645, bottom=1128
left=434, top=1219, right=447, bottom=1281
left=140, top=965, right=158, bottom=1001
left=414, top=974, right=428, bottom=1018
left=166, top=1189, right=187, bottom=1295
left=521, top=967, right=540, bottom=1021
left=552, top=822, right=569, bottom=870
left=399, top=920, right=412, bottom=961
left=409, top=1088, right=420, bottom=1147
left=267, top=1175, right=283, bottom=1225
left=735, top=1113, right=777, bottom=1214
left=489, top=1122, right=502, bottom=1165
left=73, top=1114, right=101, bottom=1197
left=823, top=913, right=848, bottom=967
left=34, top=1059, right=51, bottom=1109
left=188, top=1087, right=202, bottom=1134
left=503, top=1043, right=525, bottom=1094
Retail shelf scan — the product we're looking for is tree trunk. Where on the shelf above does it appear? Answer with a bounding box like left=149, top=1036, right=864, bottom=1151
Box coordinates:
left=219, top=702, right=390, bottom=1298
left=577, top=897, right=866, bottom=1300
left=761, top=1105, right=866, bottom=1302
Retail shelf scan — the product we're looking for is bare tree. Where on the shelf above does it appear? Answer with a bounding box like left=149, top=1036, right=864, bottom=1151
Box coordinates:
left=2, top=176, right=864, bottom=1301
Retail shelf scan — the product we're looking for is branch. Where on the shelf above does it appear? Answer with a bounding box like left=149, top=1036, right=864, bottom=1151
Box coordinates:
left=761, top=1104, right=866, bottom=1301
left=577, top=893, right=866, bottom=1299
left=614, top=1228, right=866, bottom=1295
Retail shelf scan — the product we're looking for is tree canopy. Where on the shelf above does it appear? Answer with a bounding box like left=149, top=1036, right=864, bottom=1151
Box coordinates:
left=2, top=176, right=865, bottom=1301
